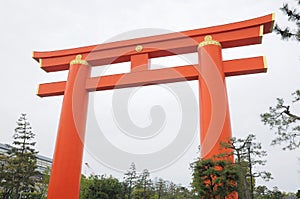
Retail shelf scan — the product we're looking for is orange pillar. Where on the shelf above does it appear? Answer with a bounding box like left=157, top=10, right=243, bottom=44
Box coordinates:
left=47, top=55, right=91, bottom=199
left=197, top=35, right=233, bottom=161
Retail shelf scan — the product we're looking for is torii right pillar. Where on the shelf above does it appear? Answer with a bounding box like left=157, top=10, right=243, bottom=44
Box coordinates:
left=198, top=35, right=234, bottom=161
left=198, top=35, right=237, bottom=198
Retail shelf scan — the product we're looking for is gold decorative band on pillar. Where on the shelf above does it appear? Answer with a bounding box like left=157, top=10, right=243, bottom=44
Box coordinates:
left=70, top=54, right=90, bottom=66
left=198, top=35, right=221, bottom=48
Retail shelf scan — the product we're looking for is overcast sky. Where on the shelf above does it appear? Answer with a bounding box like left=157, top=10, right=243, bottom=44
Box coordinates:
left=0, top=0, right=299, bottom=193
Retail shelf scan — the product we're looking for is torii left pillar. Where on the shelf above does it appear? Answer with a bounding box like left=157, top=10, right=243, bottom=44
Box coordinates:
left=47, top=55, right=91, bottom=198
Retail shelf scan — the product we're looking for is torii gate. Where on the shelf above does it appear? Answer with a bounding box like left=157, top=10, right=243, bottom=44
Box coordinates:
left=33, top=14, right=274, bottom=198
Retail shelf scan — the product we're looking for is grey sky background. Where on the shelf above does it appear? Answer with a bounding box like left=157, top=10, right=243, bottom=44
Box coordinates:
left=0, top=0, right=299, bottom=192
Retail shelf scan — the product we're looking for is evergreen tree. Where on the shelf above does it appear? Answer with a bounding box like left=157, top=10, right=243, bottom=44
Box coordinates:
left=261, top=1, right=300, bottom=150
left=254, top=186, right=287, bottom=199
left=1, top=114, right=39, bottom=199
left=274, top=0, right=300, bottom=41
left=174, top=185, right=194, bottom=199
left=191, top=158, right=239, bottom=199
left=133, top=169, right=153, bottom=199
left=35, top=167, right=51, bottom=199
left=0, top=153, right=8, bottom=196
left=123, top=162, right=138, bottom=199
left=296, top=189, right=300, bottom=198
left=166, top=181, right=177, bottom=199
left=219, top=134, right=272, bottom=199
left=80, top=175, right=122, bottom=199
left=261, top=91, right=300, bottom=150
left=153, top=178, right=167, bottom=199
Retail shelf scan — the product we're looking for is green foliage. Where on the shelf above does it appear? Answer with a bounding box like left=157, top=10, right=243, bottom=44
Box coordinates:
left=296, top=189, right=300, bottom=198
left=269, top=2, right=300, bottom=148
left=219, top=134, right=272, bottom=199
left=123, top=162, right=138, bottom=199
left=174, top=186, right=194, bottom=199
left=133, top=169, right=153, bottom=199
left=254, top=186, right=289, bottom=199
left=80, top=164, right=195, bottom=199
left=191, top=158, right=239, bottom=199
left=255, top=185, right=270, bottom=199
left=0, top=114, right=40, bottom=198
left=35, top=167, right=51, bottom=199
left=121, top=163, right=196, bottom=199
left=261, top=90, right=300, bottom=150
left=80, top=174, right=122, bottom=199
left=220, top=134, right=272, bottom=179
left=274, top=0, right=300, bottom=41
left=153, top=178, right=167, bottom=199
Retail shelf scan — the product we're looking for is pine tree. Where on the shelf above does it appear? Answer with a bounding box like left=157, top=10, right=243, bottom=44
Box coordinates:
left=274, top=0, right=300, bottom=41
left=262, top=1, right=300, bottom=151
left=261, top=91, right=300, bottom=150
left=123, top=162, right=138, bottom=199
left=133, top=169, right=152, bottom=199
left=219, top=134, right=272, bottom=199
left=1, top=114, right=39, bottom=199
left=0, top=153, right=9, bottom=196
left=296, top=189, right=300, bottom=198
left=191, top=158, right=239, bottom=199
left=153, top=178, right=167, bottom=199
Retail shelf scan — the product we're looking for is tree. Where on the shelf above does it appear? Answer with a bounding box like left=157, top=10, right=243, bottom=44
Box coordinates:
left=261, top=1, right=300, bottom=150
left=123, top=162, right=138, bottom=199
left=174, top=185, right=194, bottom=199
left=153, top=177, right=167, bottom=199
left=296, top=189, right=300, bottom=198
left=80, top=175, right=91, bottom=198
left=254, top=186, right=287, bottom=199
left=0, top=154, right=8, bottom=197
left=152, top=178, right=195, bottom=199
left=132, top=169, right=153, bottom=199
left=219, top=134, right=272, bottom=199
left=0, top=113, right=39, bottom=199
left=255, top=185, right=270, bottom=199
left=261, top=91, right=300, bottom=150
left=268, top=187, right=285, bottom=199
left=79, top=170, right=195, bottom=199
left=38, top=167, right=51, bottom=199
left=191, top=158, right=239, bottom=199
left=274, top=0, right=300, bottom=41
left=166, top=181, right=177, bottom=199
left=80, top=175, right=122, bottom=199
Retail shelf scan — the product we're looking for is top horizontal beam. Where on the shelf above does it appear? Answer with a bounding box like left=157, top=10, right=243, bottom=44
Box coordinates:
left=33, top=14, right=274, bottom=72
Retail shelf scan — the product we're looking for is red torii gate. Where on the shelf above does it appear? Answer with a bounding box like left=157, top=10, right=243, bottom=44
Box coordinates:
left=33, top=14, right=274, bottom=198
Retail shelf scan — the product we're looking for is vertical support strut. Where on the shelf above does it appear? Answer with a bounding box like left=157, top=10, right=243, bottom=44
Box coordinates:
left=131, top=52, right=149, bottom=72
left=47, top=55, right=91, bottom=199
left=197, top=36, right=234, bottom=161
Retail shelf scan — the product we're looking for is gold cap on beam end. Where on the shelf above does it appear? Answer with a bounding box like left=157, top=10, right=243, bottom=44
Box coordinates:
left=263, top=56, right=268, bottom=72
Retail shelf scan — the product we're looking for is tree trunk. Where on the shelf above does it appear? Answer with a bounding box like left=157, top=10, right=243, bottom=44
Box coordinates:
left=14, top=185, right=19, bottom=199
left=237, top=151, right=250, bottom=199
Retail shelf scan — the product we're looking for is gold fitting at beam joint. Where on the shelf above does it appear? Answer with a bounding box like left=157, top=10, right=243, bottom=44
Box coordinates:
left=198, top=35, right=221, bottom=48
left=70, top=54, right=90, bottom=66
left=135, top=45, right=143, bottom=52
